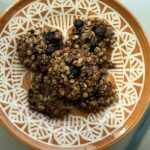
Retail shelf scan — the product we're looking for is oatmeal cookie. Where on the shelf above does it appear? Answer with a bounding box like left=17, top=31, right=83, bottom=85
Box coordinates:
left=17, top=27, right=63, bottom=72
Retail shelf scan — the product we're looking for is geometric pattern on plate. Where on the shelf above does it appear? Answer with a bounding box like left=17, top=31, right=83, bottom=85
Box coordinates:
left=0, top=0, right=144, bottom=147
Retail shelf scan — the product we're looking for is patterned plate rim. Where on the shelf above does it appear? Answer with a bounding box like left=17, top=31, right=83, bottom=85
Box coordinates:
left=0, top=0, right=150, bottom=150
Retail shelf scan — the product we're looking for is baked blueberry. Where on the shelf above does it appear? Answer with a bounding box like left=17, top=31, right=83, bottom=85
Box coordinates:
left=46, top=45, right=56, bottom=55
left=87, top=38, right=97, bottom=52
left=45, top=32, right=56, bottom=43
left=74, top=19, right=84, bottom=29
left=94, top=26, right=107, bottom=38
left=69, top=64, right=81, bottom=78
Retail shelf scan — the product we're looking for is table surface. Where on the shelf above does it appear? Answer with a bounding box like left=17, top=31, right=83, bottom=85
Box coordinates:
left=0, top=0, right=150, bottom=150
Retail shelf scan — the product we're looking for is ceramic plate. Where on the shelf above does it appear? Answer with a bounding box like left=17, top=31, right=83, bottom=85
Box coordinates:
left=0, top=0, right=150, bottom=149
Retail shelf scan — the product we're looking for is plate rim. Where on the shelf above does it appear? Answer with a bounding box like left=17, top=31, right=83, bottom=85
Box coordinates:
left=0, top=0, right=150, bottom=149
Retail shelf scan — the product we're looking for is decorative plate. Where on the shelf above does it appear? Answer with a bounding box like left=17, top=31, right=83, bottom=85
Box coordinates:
left=0, top=0, right=150, bottom=150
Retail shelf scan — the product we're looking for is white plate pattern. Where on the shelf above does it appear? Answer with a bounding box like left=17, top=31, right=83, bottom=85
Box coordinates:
left=0, top=0, right=145, bottom=147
